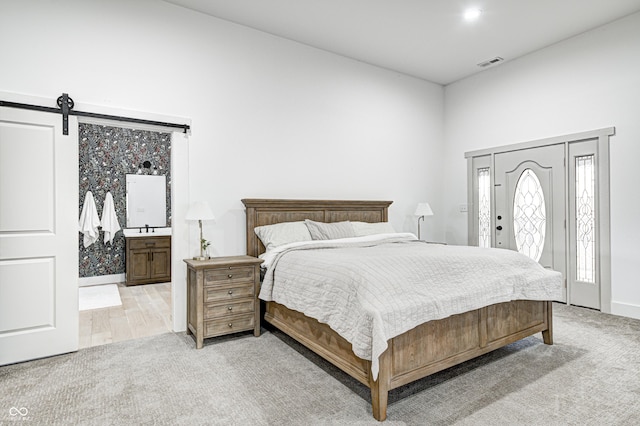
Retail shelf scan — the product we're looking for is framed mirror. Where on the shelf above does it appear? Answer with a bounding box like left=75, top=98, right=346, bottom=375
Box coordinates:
left=126, top=174, right=167, bottom=228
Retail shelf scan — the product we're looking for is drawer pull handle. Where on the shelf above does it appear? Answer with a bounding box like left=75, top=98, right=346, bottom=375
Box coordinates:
left=227, top=306, right=233, bottom=311
left=228, top=274, right=233, bottom=278
left=228, top=290, right=233, bottom=295
left=228, top=323, right=233, bottom=328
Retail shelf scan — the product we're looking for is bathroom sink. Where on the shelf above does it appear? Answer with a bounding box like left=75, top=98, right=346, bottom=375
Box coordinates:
left=123, top=227, right=172, bottom=237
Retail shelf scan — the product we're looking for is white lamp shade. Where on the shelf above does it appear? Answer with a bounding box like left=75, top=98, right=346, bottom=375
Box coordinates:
left=185, top=201, right=215, bottom=221
left=414, top=202, right=434, bottom=217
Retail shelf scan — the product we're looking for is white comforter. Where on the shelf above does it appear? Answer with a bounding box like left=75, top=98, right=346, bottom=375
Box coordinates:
left=259, top=233, right=563, bottom=379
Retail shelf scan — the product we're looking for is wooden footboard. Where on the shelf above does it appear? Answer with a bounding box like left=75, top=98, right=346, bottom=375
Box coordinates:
left=264, top=299, right=553, bottom=421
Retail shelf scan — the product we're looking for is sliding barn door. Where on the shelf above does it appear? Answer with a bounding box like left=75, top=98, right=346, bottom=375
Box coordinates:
left=0, top=107, right=78, bottom=365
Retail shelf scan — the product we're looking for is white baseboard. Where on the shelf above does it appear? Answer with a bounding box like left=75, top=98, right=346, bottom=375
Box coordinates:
left=611, top=301, right=640, bottom=320
left=79, top=274, right=125, bottom=287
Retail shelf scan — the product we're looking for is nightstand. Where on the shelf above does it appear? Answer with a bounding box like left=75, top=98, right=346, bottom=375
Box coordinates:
left=184, top=255, right=263, bottom=348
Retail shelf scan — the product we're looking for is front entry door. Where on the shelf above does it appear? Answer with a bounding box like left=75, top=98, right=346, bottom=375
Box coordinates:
left=494, top=144, right=566, bottom=301
left=0, top=106, right=78, bottom=365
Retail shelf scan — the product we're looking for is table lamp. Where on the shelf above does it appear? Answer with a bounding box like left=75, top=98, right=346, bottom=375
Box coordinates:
left=414, top=202, right=433, bottom=240
left=185, top=201, right=215, bottom=260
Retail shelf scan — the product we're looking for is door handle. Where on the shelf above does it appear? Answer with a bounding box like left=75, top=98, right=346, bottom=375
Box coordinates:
left=496, top=226, right=503, bottom=231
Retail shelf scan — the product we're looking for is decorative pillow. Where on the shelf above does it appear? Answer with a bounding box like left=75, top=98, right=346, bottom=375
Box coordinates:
left=254, top=221, right=312, bottom=251
left=304, top=219, right=356, bottom=240
left=351, top=221, right=396, bottom=237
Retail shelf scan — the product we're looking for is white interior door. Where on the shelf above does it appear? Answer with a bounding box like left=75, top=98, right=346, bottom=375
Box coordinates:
left=0, top=107, right=78, bottom=365
left=494, top=144, right=566, bottom=300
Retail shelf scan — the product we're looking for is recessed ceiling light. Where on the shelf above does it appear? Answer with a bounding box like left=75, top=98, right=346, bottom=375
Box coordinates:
left=464, top=8, right=482, bottom=21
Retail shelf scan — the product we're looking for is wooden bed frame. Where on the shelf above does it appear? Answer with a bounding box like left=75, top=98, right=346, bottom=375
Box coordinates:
left=242, top=199, right=553, bottom=421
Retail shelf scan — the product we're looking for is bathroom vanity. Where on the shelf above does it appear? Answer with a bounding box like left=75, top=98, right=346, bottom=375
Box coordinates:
left=124, top=174, right=171, bottom=286
left=125, top=231, right=171, bottom=286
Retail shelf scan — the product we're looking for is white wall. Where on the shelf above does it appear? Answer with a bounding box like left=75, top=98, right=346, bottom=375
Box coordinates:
left=0, top=0, right=444, bottom=329
left=444, top=12, right=640, bottom=318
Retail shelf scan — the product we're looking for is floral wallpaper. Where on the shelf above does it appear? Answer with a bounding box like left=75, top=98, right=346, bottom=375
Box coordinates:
left=79, top=123, right=171, bottom=278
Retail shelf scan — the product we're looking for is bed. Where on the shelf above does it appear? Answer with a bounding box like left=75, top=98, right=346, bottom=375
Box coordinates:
left=242, top=198, right=557, bottom=421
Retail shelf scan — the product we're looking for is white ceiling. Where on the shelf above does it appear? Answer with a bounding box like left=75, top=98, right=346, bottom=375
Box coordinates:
left=164, top=0, right=640, bottom=85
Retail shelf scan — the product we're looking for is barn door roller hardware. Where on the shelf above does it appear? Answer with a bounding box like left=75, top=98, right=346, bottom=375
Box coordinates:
left=0, top=93, right=190, bottom=135
left=57, top=93, right=73, bottom=135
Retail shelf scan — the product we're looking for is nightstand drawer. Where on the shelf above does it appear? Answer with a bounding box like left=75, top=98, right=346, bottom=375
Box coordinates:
left=204, top=300, right=254, bottom=319
left=205, top=266, right=254, bottom=285
left=204, top=283, right=254, bottom=302
left=205, top=314, right=254, bottom=337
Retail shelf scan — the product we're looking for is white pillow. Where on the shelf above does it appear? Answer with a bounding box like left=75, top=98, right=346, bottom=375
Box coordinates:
left=305, top=220, right=356, bottom=240
left=254, top=221, right=312, bottom=252
left=351, top=221, right=396, bottom=237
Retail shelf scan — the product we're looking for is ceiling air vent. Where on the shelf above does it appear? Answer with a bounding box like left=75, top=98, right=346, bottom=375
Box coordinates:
left=477, top=56, right=504, bottom=68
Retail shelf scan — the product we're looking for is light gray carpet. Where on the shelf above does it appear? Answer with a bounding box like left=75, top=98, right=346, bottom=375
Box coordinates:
left=1, top=303, right=639, bottom=425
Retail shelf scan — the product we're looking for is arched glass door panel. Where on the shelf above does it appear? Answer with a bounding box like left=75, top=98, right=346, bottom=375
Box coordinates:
left=513, top=169, right=546, bottom=262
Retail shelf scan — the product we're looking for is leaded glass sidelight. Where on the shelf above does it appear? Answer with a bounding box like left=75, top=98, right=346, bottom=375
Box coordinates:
left=478, top=168, right=491, bottom=248
left=576, top=155, right=596, bottom=283
left=513, top=169, right=546, bottom=262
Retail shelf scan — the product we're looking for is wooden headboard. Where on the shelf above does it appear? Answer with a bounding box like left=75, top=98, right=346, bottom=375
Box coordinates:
left=241, top=199, right=393, bottom=257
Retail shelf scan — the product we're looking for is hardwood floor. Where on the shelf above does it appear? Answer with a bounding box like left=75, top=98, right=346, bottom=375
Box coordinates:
left=79, top=282, right=172, bottom=349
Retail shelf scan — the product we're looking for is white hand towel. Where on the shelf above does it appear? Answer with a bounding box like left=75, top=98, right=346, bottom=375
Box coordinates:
left=79, top=191, right=100, bottom=248
left=101, top=191, right=121, bottom=245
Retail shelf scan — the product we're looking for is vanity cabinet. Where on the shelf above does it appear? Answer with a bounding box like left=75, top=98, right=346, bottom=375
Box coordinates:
left=125, top=235, right=171, bottom=286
